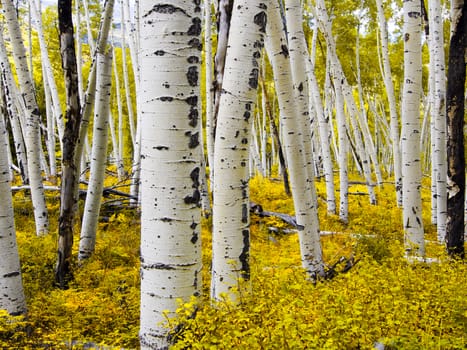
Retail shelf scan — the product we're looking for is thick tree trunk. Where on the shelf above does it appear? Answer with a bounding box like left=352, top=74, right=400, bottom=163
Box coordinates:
left=446, top=0, right=466, bottom=257
left=56, top=0, right=82, bottom=288
left=138, top=2, right=203, bottom=348
left=211, top=0, right=267, bottom=302
left=401, top=0, right=425, bottom=257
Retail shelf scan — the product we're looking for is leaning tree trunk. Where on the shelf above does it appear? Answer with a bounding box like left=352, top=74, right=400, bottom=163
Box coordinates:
left=79, top=53, right=112, bottom=261
left=446, top=0, right=466, bottom=258
left=56, top=0, right=82, bottom=288
left=1, top=0, right=49, bottom=236
left=266, top=0, right=325, bottom=278
left=211, top=0, right=267, bottom=302
left=138, top=1, right=203, bottom=348
left=0, top=104, right=27, bottom=316
left=401, top=0, right=425, bottom=257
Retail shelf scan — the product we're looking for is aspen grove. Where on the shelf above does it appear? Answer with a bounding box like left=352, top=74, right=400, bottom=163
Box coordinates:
left=0, top=0, right=465, bottom=348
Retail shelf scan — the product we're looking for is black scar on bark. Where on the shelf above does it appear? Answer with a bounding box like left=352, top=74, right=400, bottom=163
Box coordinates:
left=159, top=96, right=173, bottom=102
left=143, top=4, right=188, bottom=17
left=239, top=229, right=250, bottom=281
left=248, top=68, right=259, bottom=89
left=187, top=66, right=199, bottom=87
left=184, top=167, right=201, bottom=205
left=298, top=82, right=304, bottom=93
left=188, top=38, right=203, bottom=51
left=408, top=11, right=420, bottom=18
left=254, top=11, right=267, bottom=33
left=188, top=107, right=199, bottom=127
left=155, top=146, right=169, bottom=150
left=259, top=3, right=267, bottom=10
left=187, top=56, right=199, bottom=64
left=280, top=44, right=289, bottom=58
left=243, top=110, right=251, bottom=121
left=188, top=17, right=202, bottom=36
left=3, top=271, right=20, bottom=278
left=191, top=231, right=199, bottom=244
left=185, top=131, right=200, bottom=149
left=155, top=50, right=165, bottom=56
left=404, top=33, right=410, bottom=42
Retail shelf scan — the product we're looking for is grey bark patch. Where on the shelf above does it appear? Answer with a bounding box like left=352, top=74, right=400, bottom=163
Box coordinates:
left=242, top=204, right=248, bottom=223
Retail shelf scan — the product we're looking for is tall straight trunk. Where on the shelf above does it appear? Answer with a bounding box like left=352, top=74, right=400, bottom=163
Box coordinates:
left=138, top=1, right=203, bottom=348
left=1, top=0, right=49, bottom=236
left=265, top=0, right=324, bottom=278
left=428, top=0, right=447, bottom=242
left=0, top=104, right=27, bottom=316
left=56, top=0, right=82, bottom=288
left=111, top=45, right=125, bottom=179
left=79, top=53, right=112, bottom=261
left=376, top=0, right=402, bottom=206
left=446, top=0, right=466, bottom=257
left=30, top=0, right=65, bottom=144
left=401, top=0, right=425, bottom=256
left=211, top=0, right=267, bottom=302
left=0, top=30, right=29, bottom=184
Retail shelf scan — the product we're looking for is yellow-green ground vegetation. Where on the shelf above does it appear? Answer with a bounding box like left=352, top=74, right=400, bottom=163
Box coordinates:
left=0, top=175, right=466, bottom=349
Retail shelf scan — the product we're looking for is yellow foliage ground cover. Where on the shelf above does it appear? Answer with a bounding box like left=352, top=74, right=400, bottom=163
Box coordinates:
left=0, top=175, right=466, bottom=349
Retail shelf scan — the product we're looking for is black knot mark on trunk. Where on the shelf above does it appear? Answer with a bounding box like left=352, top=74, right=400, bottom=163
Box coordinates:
left=143, top=4, right=188, bottom=17
left=184, top=167, right=201, bottom=206
left=280, top=44, right=289, bottom=58
left=185, top=131, right=200, bottom=149
left=187, top=56, right=199, bottom=64
left=186, top=96, right=199, bottom=127
left=187, top=66, right=199, bottom=87
left=407, top=11, right=420, bottom=18
left=155, top=50, right=165, bottom=56
left=188, top=17, right=202, bottom=36
left=254, top=11, right=267, bottom=33
left=248, top=68, right=259, bottom=89
left=188, top=38, right=202, bottom=51
left=239, top=229, right=250, bottom=280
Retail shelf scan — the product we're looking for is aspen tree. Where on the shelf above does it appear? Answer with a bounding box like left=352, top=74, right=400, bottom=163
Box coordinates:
left=211, top=0, right=268, bottom=301
left=401, top=0, right=425, bottom=256
left=265, top=0, right=324, bottom=278
left=0, top=103, right=26, bottom=316
left=1, top=0, right=49, bottom=236
left=79, top=53, right=112, bottom=261
left=376, top=0, right=402, bottom=206
left=138, top=1, right=203, bottom=348
left=428, top=0, right=447, bottom=242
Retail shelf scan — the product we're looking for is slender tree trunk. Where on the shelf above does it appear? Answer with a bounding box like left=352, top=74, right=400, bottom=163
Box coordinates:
left=401, top=0, right=425, bottom=257
left=79, top=53, right=112, bottom=261
left=1, top=0, right=49, bottom=236
left=446, top=0, right=466, bottom=257
left=138, top=1, right=203, bottom=348
left=428, top=0, right=447, bottom=242
left=56, top=0, right=82, bottom=288
left=211, top=0, right=267, bottom=302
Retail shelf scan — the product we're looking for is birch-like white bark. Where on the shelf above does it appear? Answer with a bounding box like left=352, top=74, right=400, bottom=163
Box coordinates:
left=111, top=44, right=125, bottom=179
left=139, top=2, right=203, bottom=348
left=0, top=104, right=27, bottom=316
left=401, top=0, right=425, bottom=256
left=376, top=0, right=403, bottom=206
left=428, top=0, right=447, bottom=242
left=211, top=0, right=267, bottom=302
left=265, top=0, right=324, bottom=278
left=79, top=53, right=112, bottom=261
left=0, top=31, right=29, bottom=184
left=1, top=0, right=49, bottom=235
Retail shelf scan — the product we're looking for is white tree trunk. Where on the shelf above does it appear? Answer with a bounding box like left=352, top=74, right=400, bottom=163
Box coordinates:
left=139, top=2, right=203, bottom=348
left=79, top=53, right=112, bottom=261
left=428, top=0, right=447, bottom=242
left=401, top=0, right=425, bottom=256
left=2, top=0, right=49, bottom=235
left=211, top=0, right=267, bottom=302
left=0, top=30, right=29, bottom=184
left=376, top=0, right=403, bottom=206
left=266, top=0, right=324, bottom=278
left=0, top=99, right=27, bottom=316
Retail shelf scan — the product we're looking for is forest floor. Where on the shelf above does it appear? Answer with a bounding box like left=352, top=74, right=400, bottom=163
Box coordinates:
left=1, top=173, right=466, bottom=349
